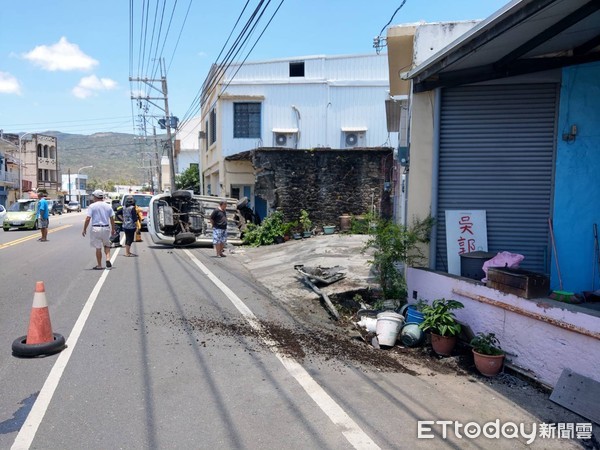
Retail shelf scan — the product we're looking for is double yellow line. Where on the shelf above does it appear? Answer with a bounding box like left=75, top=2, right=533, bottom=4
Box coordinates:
left=0, top=224, right=72, bottom=250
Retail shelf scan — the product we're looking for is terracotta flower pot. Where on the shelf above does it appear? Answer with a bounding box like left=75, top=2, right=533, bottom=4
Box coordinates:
left=430, top=333, right=457, bottom=356
left=472, top=350, right=505, bottom=376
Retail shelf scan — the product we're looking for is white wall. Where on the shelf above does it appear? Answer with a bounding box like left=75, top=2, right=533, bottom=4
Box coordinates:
left=218, top=82, right=394, bottom=156
left=407, top=267, right=600, bottom=387
left=215, top=53, right=396, bottom=157
left=413, top=21, right=480, bottom=65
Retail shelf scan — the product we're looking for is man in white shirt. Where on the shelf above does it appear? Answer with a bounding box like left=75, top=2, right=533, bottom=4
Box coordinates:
left=82, top=190, right=116, bottom=270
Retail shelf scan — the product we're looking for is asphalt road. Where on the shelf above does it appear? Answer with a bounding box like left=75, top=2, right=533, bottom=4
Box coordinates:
left=0, top=214, right=586, bottom=449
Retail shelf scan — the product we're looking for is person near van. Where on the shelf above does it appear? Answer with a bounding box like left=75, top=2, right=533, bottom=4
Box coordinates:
left=111, top=200, right=123, bottom=247
left=82, top=190, right=115, bottom=270
left=37, top=192, right=49, bottom=242
left=122, top=198, right=140, bottom=257
left=134, top=203, right=143, bottom=242
left=210, top=200, right=228, bottom=257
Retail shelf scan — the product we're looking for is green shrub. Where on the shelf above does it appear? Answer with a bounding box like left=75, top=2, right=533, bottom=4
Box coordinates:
left=243, top=211, right=294, bottom=247
left=364, top=215, right=434, bottom=300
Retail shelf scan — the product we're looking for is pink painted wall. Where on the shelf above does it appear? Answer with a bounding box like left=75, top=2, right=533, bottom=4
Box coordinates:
left=407, top=268, right=600, bottom=387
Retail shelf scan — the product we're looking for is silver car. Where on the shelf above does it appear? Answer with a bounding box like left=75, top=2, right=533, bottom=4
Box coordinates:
left=147, top=191, right=242, bottom=247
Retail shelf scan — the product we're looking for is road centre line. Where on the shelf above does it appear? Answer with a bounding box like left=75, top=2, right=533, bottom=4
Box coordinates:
left=183, top=249, right=380, bottom=450
left=0, top=225, right=72, bottom=250
left=11, top=248, right=121, bottom=450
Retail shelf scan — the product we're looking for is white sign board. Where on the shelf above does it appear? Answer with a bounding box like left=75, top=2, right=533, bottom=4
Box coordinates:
left=445, top=210, right=488, bottom=275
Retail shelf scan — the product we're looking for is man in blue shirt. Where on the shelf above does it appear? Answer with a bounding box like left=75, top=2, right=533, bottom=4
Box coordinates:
left=37, top=192, right=50, bottom=242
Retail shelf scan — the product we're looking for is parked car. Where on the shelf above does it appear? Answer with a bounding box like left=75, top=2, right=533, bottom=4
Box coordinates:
left=3, top=199, right=39, bottom=231
left=121, top=193, right=153, bottom=230
left=147, top=191, right=242, bottom=247
left=49, top=199, right=64, bottom=215
left=65, top=200, right=81, bottom=213
left=0, top=204, right=6, bottom=225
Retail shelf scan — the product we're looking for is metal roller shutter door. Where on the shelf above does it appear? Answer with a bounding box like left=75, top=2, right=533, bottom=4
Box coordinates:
left=436, top=84, right=557, bottom=274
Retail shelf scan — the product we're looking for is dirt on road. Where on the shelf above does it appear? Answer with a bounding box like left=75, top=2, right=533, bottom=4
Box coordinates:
left=198, top=235, right=599, bottom=448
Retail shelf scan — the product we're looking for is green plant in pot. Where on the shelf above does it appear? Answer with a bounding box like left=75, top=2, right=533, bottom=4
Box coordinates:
left=470, top=332, right=505, bottom=376
left=419, top=298, right=464, bottom=356
left=299, top=209, right=312, bottom=237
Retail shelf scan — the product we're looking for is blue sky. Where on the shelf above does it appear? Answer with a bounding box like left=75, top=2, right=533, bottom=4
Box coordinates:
left=0, top=0, right=509, bottom=136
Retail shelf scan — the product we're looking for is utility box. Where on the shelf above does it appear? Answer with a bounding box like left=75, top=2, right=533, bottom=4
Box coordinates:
left=487, top=267, right=550, bottom=299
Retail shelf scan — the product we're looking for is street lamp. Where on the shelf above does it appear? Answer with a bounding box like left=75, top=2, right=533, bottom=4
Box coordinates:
left=77, top=165, right=93, bottom=207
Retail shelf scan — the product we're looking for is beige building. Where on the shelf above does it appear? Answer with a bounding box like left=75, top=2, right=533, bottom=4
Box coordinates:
left=22, top=134, right=61, bottom=197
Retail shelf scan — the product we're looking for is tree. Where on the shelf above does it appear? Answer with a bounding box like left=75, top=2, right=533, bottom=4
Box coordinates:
left=175, top=166, right=199, bottom=193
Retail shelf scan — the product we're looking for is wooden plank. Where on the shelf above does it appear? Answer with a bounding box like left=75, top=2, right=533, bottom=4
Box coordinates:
left=550, top=368, right=600, bottom=424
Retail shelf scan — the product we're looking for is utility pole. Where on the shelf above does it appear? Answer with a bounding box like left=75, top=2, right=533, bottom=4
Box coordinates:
left=130, top=58, right=176, bottom=192
left=153, top=126, right=162, bottom=193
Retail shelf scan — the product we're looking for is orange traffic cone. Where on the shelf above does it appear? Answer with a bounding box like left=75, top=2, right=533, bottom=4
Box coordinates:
left=12, top=281, right=65, bottom=357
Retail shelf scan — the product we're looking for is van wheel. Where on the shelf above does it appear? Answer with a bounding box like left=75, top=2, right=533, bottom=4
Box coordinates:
left=173, top=232, right=196, bottom=246
left=172, top=190, right=193, bottom=200
left=33, top=220, right=38, bottom=230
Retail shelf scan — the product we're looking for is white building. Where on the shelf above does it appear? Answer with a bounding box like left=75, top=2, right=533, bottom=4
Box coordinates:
left=61, top=173, right=89, bottom=207
left=198, top=53, right=397, bottom=215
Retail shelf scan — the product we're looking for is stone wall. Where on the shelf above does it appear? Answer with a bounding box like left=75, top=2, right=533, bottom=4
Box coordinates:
left=252, top=148, right=394, bottom=229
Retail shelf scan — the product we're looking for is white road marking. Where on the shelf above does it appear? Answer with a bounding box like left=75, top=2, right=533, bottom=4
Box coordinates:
left=184, top=249, right=380, bottom=450
left=11, top=249, right=121, bottom=450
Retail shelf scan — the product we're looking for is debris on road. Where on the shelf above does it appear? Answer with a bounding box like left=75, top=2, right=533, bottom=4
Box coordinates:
left=293, top=264, right=346, bottom=285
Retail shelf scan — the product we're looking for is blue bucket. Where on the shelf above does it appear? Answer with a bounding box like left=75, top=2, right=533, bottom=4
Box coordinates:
left=405, top=306, right=424, bottom=325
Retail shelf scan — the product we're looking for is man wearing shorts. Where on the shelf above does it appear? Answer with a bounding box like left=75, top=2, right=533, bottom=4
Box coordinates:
left=210, top=200, right=228, bottom=257
left=82, top=190, right=115, bottom=270
left=37, top=192, right=49, bottom=242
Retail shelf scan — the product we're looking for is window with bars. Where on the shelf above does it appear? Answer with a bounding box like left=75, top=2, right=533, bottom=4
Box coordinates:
left=234, top=103, right=261, bottom=138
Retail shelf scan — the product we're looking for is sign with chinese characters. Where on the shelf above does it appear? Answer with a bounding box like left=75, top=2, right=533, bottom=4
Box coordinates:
left=445, top=210, right=488, bottom=275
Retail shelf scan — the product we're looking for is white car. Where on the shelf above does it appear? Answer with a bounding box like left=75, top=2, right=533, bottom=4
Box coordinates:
left=147, top=191, right=242, bottom=247
left=0, top=204, right=6, bottom=225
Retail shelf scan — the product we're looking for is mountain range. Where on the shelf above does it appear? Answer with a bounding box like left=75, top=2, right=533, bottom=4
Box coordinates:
left=47, top=131, right=165, bottom=187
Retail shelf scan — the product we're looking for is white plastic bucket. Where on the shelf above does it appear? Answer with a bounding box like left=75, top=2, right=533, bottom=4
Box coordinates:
left=376, top=312, right=404, bottom=346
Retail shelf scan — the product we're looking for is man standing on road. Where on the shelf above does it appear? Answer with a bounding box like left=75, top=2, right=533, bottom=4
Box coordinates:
left=210, top=199, right=228, bottom=257
left=37, top=192, right=49, bottom=242
left=82, top=190, right=115, bottom=270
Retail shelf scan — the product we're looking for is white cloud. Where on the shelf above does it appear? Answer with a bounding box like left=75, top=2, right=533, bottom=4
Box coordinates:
left=72, top=75, right=118, bottom=99
left=0, top=71, right=21, bottom=94
left=23, top=37, right=98, bottom=71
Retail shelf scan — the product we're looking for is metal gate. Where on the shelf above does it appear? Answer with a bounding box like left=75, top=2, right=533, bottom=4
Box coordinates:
left=436, top=84, right=558, bottom=274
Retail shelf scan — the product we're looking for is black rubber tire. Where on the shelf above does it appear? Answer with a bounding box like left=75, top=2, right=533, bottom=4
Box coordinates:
left=172, top=190, right=192, bottom=200
left=173, top=232, right=197, bottom=246
left=33, top=220, right=38, bottom=230
left=12, top=333, right=66, bottom=357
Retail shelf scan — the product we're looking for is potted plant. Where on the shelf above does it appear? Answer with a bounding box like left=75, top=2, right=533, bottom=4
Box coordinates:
left=419, top=298, right=464, bottom=356
left=363, top=214, right=434, bottom=304
left=470, top=332, right=505, bottom=376
left=300, top=209, right=312, bottom=238
left=281, top=220, right=297, bottom=241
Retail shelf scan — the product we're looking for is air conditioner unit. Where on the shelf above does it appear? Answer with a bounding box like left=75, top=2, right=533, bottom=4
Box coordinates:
left=342, top=129, right=366, bottom=148
left=272, top=129, right=298, bottom=149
